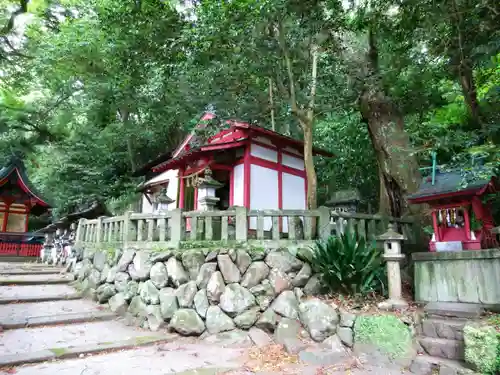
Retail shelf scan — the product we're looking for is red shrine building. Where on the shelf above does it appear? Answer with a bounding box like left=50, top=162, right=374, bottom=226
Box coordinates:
left=0, top=156, right=51, bottom=257
left=138, top=112, right=332, bottom=231
left=408, top=168, right=498, bottom=251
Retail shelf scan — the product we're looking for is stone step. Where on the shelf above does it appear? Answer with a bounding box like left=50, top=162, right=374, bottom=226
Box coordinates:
left=0, top=293, right=81, bottom=304
left=0, top=334, right=176, bottom=368
left=421, top=318, right=466, bottom=341
left=0, top=299, right=104, bottom=326
left=418, top=336, right=465, bottom=361
left=0, top=270, right=64, bottom=275
left=410, top=354, right=475, bottom=375
left=0, top=284, right=80, bottom=303
left=0, top=273, right=74, bottom=285
left=1, top=309, right=117, bottom=329
left=0, top=320, right=169, bottom=361
left=424, top=302, right=483, bottom=319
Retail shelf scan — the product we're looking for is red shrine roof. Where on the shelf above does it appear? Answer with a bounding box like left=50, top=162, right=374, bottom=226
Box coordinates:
left=407, top=169, right=497, bottom=204
left=152, top=113, right=334, bottom=173
left=0, top=156, right=52, bottom=216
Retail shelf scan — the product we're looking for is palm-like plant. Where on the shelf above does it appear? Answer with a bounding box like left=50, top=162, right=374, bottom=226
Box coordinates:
left=305, top=233, right=387, bottom=296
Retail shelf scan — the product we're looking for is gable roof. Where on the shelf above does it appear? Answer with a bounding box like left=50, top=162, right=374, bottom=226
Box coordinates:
left=172, top=112, right=216, bottom=159
left=151, top=115, right=334, bottom=173
left=0, top=156, right=52, bottom=215
left=407, top=168, right=496, bottom=203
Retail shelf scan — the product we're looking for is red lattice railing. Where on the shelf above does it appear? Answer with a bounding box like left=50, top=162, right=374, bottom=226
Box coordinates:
left=0, top=242, right=42, bottom=257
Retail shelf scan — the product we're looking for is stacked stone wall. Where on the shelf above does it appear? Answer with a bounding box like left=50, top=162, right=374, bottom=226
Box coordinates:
left=72, top=246, right=357, bottom=349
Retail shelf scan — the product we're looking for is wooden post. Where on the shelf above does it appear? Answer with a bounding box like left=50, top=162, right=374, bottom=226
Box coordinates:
left=122, top=211, right=134, bottom=248
left=317, top=206, right=331, bottom=241
left=75, top=218, right=85, bottom=243
left=170, top=208, right=184, bottom=246
left=235, top=206, right=248, bottom=241
left=96, top=217, right=103, bottom=244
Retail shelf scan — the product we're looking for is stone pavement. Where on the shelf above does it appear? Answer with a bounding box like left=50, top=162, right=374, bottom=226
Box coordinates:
left=0, top=261, right=408, bottom=375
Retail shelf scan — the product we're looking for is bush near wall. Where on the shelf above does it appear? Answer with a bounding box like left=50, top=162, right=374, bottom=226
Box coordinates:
left=464, top=318, right=500, bottom=374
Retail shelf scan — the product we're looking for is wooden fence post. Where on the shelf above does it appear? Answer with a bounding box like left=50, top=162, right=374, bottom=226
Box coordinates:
left=96, top=217, right=103, bottom=244
left=75, top=218, right=85, bottom=244
left=170, top=208, right=184, bottom=247
left=317, top=206, right=331, bottom=242
left=235, top=206, right=248, bottom=241
left=122, top=211, right=134, bottom=248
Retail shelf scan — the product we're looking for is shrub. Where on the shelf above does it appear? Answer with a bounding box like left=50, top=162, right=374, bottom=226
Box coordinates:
left=303, top=233, right=386, bottom=296
left=354, top=315, right=413, bottom=359
left=463, top=324, right=499, bottom=374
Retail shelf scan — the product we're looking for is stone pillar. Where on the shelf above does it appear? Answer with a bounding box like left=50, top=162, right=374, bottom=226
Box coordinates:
left=377, top=224, right=408, bottom=311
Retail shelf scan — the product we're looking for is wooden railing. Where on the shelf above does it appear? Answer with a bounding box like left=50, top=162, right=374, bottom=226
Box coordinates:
left=75, top=207, right=418, bottom=249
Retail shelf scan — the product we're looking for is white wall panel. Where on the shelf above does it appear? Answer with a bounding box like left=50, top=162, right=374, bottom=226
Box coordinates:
left=251, top=143, right=278, bottom=163
left=282, top=173, right=306, bottom=232
left=281, top=154, right=305, bottom=170
left=141, top=169, right=179, bottom=212
left=283, top=146, right=302, bottom=156
left=141, top=195, right=153, bottom=213
left=233, top=164, right=245, bottom=206
left=250, top=164, right=278, bottom=230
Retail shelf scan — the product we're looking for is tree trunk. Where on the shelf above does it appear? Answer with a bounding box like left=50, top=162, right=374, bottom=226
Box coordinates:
left=360, top=29, right=421, bottom=217
left=302, top=123, right=317, bottom=209
left=458, top=63, right=483, bottom=129
left=118, top=107, right=137, bottom=171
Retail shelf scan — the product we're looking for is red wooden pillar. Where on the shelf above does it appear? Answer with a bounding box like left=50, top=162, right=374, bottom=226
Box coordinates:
left=431, top=211, right=439, bottom=241
left=243, top=144, right=251, bottom=208
left=463, top=208, right=471, bottom=240
left=178, top=168, right=185, bottom=209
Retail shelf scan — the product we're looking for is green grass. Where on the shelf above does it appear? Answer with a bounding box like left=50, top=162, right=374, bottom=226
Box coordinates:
left=464, top=322, right=500, bottom=374
left=134, top=335, right=161, bottom=345
left=353, top=314, right=413, bottom=359
left=49, top=347, right=68, bottom=356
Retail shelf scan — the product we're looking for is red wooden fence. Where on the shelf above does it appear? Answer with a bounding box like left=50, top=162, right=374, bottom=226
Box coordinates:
left=0, top=243, right=42, bottom=257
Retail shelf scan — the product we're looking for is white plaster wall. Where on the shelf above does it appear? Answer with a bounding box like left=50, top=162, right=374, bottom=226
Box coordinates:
left=283, top=146, right=302, bottom=156
left=251, top=143, right=278, bottom=163
left=250, top=164, right=278, bottom=230
left=141, top=195, right=154, bottom=214
left=282, top=173, right=306, bottom=232
left=233, top=164, right=245, bottom=206
left=281, top=154, right=305, bottom=170
left=253, top=136, right=274, bottom=145
left=141, top=169, right=179, bottom=212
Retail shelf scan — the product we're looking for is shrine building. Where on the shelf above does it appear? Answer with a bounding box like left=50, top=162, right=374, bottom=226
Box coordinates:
left=137, top=112, right=333, bottom=231
left=408, top=167, right=498, bottom=251
left=0, top=156, right=51, bottom=257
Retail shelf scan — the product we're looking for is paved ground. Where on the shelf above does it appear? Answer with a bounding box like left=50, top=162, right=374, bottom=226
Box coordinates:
left=0, top=261, right=408, bottom=375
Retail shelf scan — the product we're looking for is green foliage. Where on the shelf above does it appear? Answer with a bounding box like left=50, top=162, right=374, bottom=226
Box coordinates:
left=463, top=323, right=500, bottom=374
left=0, top=0, right=499, bottom=218
left=305, top=234, right=386, bottom=296
left=353, top=315, right=413, bottom=359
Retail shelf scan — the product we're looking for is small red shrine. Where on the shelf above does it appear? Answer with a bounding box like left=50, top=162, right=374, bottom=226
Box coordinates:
left=408, top=168, right=498, bottom=251
left=0, top=156, right=51, bottom=257
left=139, top=112, right=332, bottom=232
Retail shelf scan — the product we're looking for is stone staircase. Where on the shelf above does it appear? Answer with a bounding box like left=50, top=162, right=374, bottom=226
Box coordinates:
left=412, top=302, right=482, bottom=374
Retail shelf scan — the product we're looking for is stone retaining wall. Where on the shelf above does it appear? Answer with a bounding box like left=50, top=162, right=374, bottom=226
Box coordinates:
left=413, top=249, right=500, bottom=309
left=71, top=246, right=357, bottom=349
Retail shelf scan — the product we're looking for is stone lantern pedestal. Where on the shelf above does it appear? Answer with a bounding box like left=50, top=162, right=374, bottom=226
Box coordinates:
left=196, top=168, right=224, bottom=211
left=377, top=224, right=408, bottom=311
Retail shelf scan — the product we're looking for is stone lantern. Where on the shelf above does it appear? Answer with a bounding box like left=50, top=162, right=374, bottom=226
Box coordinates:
left=325, top=189, right=361, bottom=214
left=377, top=223, right=408, bottom=311
left=196, top=168, right=223, bottom=211
left=155, top=187, right=175, bottom=212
